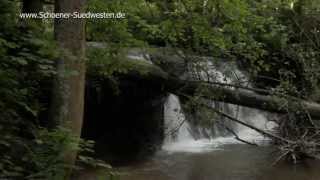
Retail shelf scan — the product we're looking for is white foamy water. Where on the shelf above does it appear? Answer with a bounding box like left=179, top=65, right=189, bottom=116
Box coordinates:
left=161, top=59, right=275, bottom=153
left=162, top=93, right=271, bottom=153
left=162, top=137, right=245, bottom=153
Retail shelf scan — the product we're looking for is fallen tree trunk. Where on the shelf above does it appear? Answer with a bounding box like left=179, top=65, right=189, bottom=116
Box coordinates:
left=113, top=61, right=320, bottom=119
left=166, top=77, right=320, bottom=119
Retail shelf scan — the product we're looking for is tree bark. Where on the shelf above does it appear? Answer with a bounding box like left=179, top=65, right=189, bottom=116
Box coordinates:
left=166, top=77, right=320, bottom=120
left=49, top=0, right=86, bottom=178
left=110, top=61, right=320, bottom=119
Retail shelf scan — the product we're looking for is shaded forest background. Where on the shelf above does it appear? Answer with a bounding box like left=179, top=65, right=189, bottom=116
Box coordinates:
left=0, top=0, right=319, bottom=179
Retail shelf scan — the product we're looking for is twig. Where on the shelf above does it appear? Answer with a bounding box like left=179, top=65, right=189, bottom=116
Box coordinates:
left=217, top=121, right=258, bottom=146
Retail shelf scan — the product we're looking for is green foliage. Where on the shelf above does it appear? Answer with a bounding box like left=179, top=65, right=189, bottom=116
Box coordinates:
left=25, top=128, right=112, bottom=180
left=241, top=0, right=320, bottom=98
left=0, top=1, right=114, bottom=179
left=0, top=0, right=319, bottom=174
left=87, top=46, right=128, bottom=76
left=26, top=128, right=75, bottom=180
left=87, top=0, right=145, bottom=46
left=86, top=0, right=319, bottom=93
left=0, top=1, right=62, bottom=178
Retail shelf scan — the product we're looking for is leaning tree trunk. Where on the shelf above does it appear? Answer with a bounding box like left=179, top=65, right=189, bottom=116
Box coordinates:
left=166, top=77, right=320, bottom=120
left=49, top=0, right=86, bottom=178
left=106, top=60, right=320, bottom=119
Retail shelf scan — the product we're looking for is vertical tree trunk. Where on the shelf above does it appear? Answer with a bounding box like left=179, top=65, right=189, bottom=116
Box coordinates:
left=49, top=0, right=87, bottom=178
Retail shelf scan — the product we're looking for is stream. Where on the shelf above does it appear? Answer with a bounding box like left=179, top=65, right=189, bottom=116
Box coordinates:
left=117, top=144, right=320, bottom=180
left=76, top=93, right=320, bottom=180
left=114, top=94, right=320, bottom=180
left=77, top=64, right=320, bottom=180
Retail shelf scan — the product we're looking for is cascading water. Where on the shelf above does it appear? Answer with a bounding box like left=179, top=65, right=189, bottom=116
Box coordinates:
left=124, top=50, right=274, bottom=152
left=162, top=64, right=274, bottom=152
left=162, top=94, right=214, bottom=152
left=162, top=96, right=272, bottom=152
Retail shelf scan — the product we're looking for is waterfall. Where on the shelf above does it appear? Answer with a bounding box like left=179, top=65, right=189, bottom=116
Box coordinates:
left=162, top=94, right=272, bottom=152
left=162, top=64, right=274, bottom=152
left=163, top=94, right=216, bottom=152
left=123, top=49, right=274, bottom=152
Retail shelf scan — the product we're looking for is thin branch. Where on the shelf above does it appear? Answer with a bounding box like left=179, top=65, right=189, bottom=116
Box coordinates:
left=177, top=92, right=293, bottom=144
left=216, top=121, right=258, bottom=146
left=211, top=107, right=292, bottom=143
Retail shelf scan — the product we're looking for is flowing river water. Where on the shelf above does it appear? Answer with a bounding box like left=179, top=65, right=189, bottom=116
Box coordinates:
left=116, top=144, right=320, bottom=180
left=77, top=56, right=320, bottom=180
left=78, top=94, right=320, bottom=180
left=114, top=95, right=320, bottom=180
